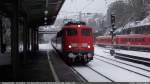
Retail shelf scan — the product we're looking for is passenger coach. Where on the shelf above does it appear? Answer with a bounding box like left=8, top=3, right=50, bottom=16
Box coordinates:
left=96, top=25, right=150, bottom=51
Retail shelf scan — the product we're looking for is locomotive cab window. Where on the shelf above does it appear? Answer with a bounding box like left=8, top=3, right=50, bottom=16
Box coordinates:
left=66, top=29, right=77, bottom=36
left=81, top=29, right=92, bottom=36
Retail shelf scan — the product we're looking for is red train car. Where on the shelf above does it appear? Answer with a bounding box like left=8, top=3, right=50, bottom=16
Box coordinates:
left=96, top=36, right=112, bottom=46
left=56, top=22, right=94, bottom=63
left=96, top=25, right=150, bottom=51
left=116, top=34, right=149, bottom=47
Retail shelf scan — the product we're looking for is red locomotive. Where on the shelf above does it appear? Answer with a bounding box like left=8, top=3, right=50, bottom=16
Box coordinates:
left=54, top=21, right=94, bottom=63
left=96, top=25, right=150, bottom=51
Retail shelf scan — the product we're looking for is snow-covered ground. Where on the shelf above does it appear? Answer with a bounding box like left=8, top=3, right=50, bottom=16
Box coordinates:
left=115, top=49, right=150, bottom=59
left=39, top=43, right=150, bottom=82
left=39, top=43, right=51, bottom=50
left=73, top=45, right=150, bottom=82
left=74, top=66, right=112, bottom=82
left=87, top=58, right=150, bottom=82
left=94, top=45, right=150, bottom=82
left=95, top=45, right=150, bottom=71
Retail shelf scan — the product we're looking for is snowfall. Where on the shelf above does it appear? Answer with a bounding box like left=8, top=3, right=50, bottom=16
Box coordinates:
left=37, top=14, right=150, bottom=82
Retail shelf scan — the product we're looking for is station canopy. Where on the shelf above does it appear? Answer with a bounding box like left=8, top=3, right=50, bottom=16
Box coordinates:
left=0, top=0, right=65, bottom=26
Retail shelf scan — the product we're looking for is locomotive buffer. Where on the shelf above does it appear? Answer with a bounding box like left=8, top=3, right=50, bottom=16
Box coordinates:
left=110, top=14, right=116, bottom=56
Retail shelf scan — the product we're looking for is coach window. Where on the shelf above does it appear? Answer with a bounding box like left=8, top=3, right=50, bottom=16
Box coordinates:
left=138, top=38, right=141, bottom=42
left=142, top=38, right=144, bottom=42
left=101, top=39, right=103, bottom=42
left=135, top=38, right=138, bottom=42
left=81, top=29, right=92, bottom=36
left=121, top=38, right=125, bottom=42
left=131, top=38, right=134, bottom=42
left=137, top=38, right=144, bottom=42
left=129, top=38, right=132, bottom=42
left=67, top=29, right=77, bottom=36
left=130, top=38, right=133, bottom=42
left=99, top=39, right=102, bottom=42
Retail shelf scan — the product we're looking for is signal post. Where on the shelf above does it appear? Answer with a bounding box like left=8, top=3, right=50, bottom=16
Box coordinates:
left=110, top=14, right=116, bottom=56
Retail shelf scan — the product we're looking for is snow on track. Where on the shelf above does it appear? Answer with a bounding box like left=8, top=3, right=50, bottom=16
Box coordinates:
left=95, top=55, right=150, bottom=77
left=73, top=66, right=112, bottom=82
left=88, top=59, right=150, bottom=82
left=95, top=45, right=150, bottom=71
left=115, top=49, right=150, bottom=59
left=95, top=56, right=150, bottom=79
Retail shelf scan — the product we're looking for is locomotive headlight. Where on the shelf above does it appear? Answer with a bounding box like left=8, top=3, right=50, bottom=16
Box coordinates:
left=78, top=25, right=81, bottom=27
left=88, top=45, right=91, bottom=48
left=69, top=45, right=72, bottom=48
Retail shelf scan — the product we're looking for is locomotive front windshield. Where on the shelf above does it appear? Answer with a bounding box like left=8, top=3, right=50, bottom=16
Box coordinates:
left=66, top=29, right=77, bottom=36
left=81, top=29, right=92, bottom=36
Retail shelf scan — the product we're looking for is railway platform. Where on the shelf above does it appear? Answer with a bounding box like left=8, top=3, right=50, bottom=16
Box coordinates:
left=0, top=50, right=81, bottom=82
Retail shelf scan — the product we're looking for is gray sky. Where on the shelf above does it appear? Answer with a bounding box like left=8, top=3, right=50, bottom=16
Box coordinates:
left=57, top=0, right=116, bottom=18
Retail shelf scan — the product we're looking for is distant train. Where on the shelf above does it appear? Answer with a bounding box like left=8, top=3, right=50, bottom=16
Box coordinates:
left=52, top=21, right=94, bottom=64
left=96, top=25, right=150, bottom=51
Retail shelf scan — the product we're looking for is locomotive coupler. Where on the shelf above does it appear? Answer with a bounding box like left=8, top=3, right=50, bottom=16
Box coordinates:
left=68, top=53, right=77, bottom=58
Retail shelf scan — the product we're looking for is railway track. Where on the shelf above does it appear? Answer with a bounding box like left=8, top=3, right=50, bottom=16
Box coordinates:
left=97, top=46, right=150, bottom=66
left=71, top=54, right=150, bottom=82
left=115, top=53, right=150, bottom=66
left=94, top=54, right=150, bottom=79
left=95, top=54, right=150, bottom=72
left=72, top=65, right=114, bottom=82
left=70, top=67, right=88, bottom=82
left=85, top=65, right=115, bottom=82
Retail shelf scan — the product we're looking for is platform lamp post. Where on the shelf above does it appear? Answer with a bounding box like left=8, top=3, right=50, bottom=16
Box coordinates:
left=110, top=14, right=116, bottom=56
left=44, top=17, right=48, bottom=25
left=44, top=10, right=48, bottom=25
left=44, top=0, right=48, bottom=25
